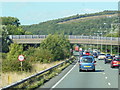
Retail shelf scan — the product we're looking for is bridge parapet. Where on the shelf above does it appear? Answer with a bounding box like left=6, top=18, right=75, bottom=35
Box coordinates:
left=9, top=35, right=120, bottom=45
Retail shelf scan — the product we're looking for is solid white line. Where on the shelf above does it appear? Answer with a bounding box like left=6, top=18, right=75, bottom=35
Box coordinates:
left=50, top=62, right=78, bottom=89
left=108, top=83, right=111, bottom=86
left=103, top=73, right=105, bottom=75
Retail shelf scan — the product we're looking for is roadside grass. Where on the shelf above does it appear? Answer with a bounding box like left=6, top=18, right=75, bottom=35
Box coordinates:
left=1, top=60, right=64, bottom=88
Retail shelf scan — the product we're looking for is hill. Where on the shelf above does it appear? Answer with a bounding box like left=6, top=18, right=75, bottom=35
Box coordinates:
left=22, top=10, right=118, bottom=36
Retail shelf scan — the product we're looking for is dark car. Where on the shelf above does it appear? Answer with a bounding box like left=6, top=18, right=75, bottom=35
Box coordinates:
left=106, top=54, right=111, bottom=56
left=79, top=56, right=96, bottom=72
left=104, top=56, right=113, bottom=64
left=111, top=57, right=120, bottom=68
left=105, top=54, right=111, bottom=58
left=93, top=52, right=98, bottom=58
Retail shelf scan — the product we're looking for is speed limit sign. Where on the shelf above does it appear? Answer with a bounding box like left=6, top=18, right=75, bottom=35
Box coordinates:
left=18, top=55, right=25, bottom=61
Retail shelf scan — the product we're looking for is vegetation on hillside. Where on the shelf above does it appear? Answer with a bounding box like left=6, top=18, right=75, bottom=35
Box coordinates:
left=22, top=10, right=118, bottom=36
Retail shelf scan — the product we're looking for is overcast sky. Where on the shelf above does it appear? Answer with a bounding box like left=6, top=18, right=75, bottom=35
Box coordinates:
left=1, top=0, right=119, bottom=25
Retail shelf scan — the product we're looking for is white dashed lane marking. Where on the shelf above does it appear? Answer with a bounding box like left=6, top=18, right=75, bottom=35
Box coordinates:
left=108, top=83, right=111, bottom=86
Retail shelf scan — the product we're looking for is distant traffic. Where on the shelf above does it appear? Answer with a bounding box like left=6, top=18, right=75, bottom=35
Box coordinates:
left=72, top=45, right=120, bottom=74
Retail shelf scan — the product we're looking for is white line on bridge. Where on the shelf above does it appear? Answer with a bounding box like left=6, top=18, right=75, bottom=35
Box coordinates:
left=50, top=62, right=77, bottom=89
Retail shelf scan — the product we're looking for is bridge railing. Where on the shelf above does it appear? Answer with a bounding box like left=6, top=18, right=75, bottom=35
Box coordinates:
left=9, top=35, right=119, bottom=41
left=1, top=57, right=75, bottom=90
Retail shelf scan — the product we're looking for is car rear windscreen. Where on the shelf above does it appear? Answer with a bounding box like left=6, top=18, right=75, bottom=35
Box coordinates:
left=81, top=57, right=93, bottom=63
left=100, top=54, right=105, bottom=55
left=114, top=58, right=120, bottom=61
left=107, top=56, right=112, bottom=59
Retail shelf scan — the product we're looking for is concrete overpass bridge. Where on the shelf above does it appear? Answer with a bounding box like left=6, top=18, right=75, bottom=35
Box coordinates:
left=9, top=35, right=120, bottom=45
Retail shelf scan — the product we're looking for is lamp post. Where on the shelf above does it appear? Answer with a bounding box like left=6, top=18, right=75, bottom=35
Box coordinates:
left=100, top=32, right=102, bottom=52
left=100, top=30, right=107, bottom=53
left=103, top=23, right=107, bottom=53
left=111, top=28, right=113, bottom=55
left=94, top=32, right=100, bottom=50
left=94, top=33, right=98, bottom=50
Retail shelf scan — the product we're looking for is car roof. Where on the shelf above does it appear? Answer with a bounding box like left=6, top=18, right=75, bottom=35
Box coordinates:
left=82, top=56, right=93, bottom=58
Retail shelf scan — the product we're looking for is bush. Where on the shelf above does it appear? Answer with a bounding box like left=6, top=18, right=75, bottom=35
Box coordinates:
left=2, top=58, right=32, bottom=72
left=24, top=47, right=54, bottom=63
left=2, top=43, right=32, bottom=72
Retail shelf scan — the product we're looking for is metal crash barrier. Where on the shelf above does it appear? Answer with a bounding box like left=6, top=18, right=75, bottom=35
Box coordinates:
left=1, top=56, right=75, bottom=89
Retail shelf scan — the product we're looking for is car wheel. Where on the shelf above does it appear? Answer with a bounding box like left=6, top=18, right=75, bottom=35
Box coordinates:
left=79, top=69, right=82, bottom=72
left=93, top=69, right=95, bottom=72
left=111, top=65, right=114, bottom=68
left=105, top=61, right=106, bottom=64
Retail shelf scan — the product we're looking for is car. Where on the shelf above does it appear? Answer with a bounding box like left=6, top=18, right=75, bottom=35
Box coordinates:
left=79, top=56, right=96, bottom=72
left=80, top=54, right=89, bottom=58
left=93, top=52, right=98, bottom=58
left=85, top=52, right=90, bottom=55
left=104, top=56, right=113, bottom=64
left=98, top=54, right=106, bottom=60
left=105, top=54, right=111, bottom=57
left=111, top=57, right=120, bottom=68
left=106, top=54, right=111, bottom=56
left=114, top=54, right=120, bottom=58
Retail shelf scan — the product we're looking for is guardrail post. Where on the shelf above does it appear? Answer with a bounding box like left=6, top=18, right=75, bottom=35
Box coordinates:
left=8, top=75, right=11, bottom=85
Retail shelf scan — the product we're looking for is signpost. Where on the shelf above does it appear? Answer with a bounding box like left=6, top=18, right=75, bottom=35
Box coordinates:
left=18, top=55, right=24, bottom=71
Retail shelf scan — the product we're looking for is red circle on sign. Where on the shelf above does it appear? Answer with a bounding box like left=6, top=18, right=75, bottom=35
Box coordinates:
left=18, top=55, right=24, bottom=61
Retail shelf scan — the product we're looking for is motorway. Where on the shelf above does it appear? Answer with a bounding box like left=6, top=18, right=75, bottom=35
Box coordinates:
left=38, top=58, right=119, bottom=89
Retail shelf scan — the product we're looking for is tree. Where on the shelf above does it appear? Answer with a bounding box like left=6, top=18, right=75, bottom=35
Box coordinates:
left=1, top=17, right=20, bottom=27
left=1, top=17, right=25, bottom=52
left=40, top=34, right=71, bottom=60
left=0, top=25, right=9, bottom=52
left=6, top=25, right=25, bottom=35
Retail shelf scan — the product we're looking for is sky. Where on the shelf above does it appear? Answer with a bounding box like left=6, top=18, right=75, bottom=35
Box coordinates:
left=1, top=0, right=119, bottom=25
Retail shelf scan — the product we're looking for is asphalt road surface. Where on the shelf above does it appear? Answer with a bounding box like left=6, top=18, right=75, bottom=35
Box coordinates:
left=38, top=58, right=119, bottom=89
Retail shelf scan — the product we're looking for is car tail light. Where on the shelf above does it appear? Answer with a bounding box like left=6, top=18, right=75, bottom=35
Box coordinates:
left=113, top=61, right=118, bottom=64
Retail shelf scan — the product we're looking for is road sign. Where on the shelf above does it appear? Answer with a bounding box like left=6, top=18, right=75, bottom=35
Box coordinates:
left=18, top=55, right=24, bottom=61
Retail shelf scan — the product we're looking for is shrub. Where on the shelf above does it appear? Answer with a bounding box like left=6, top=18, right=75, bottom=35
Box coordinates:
left=2, top=43, right=32, bottom=72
